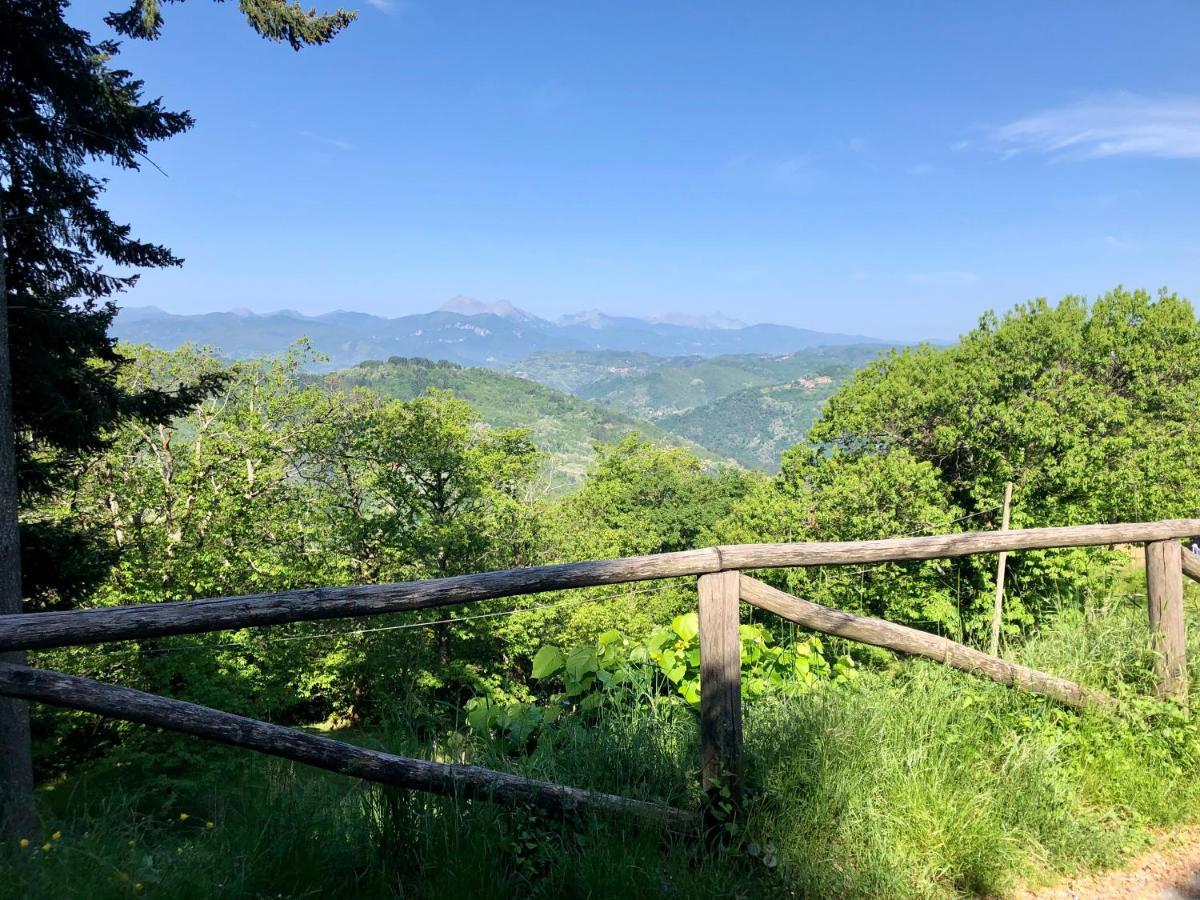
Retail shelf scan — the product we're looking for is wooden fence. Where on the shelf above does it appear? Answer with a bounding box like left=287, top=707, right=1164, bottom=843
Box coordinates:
left=0, top=519, right=1196, bottom=827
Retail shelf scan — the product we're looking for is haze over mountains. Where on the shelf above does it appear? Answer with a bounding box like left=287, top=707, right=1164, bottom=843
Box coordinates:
left=114, top=298, right=905, bottom=474
left=113, top=298, right=885, bottom=371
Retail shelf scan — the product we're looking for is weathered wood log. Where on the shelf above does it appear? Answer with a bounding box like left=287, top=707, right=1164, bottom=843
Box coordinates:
left=739, top=576, right=1114, bottom=711
left=988, top=481, right=1014, bottom=657
left=0, top=664, right=697, bottom=829
left=1145, top=541, right=1188, bottom=702
left=0, top=548, right=723, bottom=651
left=1181, top=546, right=1200, bottom=584
left=2, top=520, right=1199, bottom=653
left=717, top=519, right=1200, bottom=570
left=697, top=571, right=742, bottom=793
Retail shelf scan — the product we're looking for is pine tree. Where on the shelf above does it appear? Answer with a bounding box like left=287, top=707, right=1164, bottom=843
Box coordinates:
left=0, top=0, right=353, bottom=839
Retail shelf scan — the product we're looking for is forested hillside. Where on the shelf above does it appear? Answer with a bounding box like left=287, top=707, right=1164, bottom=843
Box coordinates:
left=657, top=376, right=845, bottom=469
left=503, top=350, right=675, bottom=394
left=110, top=327, right=891, bottom=473
left=321, top=356, right=730, bottom=489
left=506, top=345, right=888, bottom=468
left=12, top=289, right=1200, bottom=899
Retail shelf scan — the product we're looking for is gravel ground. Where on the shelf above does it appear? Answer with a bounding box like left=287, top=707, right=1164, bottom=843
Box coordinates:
left=1017, top=829, right=1200, bottom=899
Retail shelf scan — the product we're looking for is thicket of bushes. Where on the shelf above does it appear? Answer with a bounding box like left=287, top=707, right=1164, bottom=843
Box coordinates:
left=10, top=288, right=1200, bottom=896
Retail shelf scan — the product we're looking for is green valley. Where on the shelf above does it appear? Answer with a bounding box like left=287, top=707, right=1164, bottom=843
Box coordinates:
left=324, top=356, right=732, bottom=490
left=503, top=345, right=892, bottom=469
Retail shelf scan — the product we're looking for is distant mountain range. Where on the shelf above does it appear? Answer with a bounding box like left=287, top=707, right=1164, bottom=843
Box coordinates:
left=113, top=298, right=886, bottom=370
left=113, top=299, right=911, bottom=474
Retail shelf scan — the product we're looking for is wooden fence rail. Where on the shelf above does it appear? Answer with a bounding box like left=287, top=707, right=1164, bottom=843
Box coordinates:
left=739, top=576, right=1113, bottom=710
left=1, top=520, right=1197, bottom=653
left=0, top=518, right=1193, bottom=826
left=0, top=664, right=695, bottom=828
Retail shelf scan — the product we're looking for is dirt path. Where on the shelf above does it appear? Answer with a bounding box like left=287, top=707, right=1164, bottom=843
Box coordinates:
left=1017, top=829, right=1200, bottom=899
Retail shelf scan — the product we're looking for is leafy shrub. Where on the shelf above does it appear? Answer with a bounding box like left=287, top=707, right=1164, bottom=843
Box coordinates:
left=464, top=613, right=855, bottom=750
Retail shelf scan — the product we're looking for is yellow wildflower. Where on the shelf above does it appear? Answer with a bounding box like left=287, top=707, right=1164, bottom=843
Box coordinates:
left=205, top=821, right=214, bottom=829
left=18, top=839, right=29, bottom=849
left=51, top=831, right=61, bottom=841
left=41, top=842, right=51, bottom=852
left=178, top=813, right=189, bottom=821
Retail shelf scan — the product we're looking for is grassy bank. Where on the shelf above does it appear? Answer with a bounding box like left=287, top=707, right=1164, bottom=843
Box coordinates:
left=2, top=591, right=1198, bottom=899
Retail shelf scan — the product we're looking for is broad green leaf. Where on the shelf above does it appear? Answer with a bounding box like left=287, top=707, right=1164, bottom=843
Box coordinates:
left=679, top=679, right=701, bottom=705
left=672, top=611, right=699, bottom=642
left=565, top=646, right=599, bottom=682
left=531, top=645, right=565, bottom=679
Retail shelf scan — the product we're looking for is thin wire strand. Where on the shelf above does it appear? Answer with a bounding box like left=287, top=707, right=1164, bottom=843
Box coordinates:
left=833, top=504, right=1005, bottom=580
left=88, top=505, right=1007, bottom=655
left=121, top=584, right=666, bottom=655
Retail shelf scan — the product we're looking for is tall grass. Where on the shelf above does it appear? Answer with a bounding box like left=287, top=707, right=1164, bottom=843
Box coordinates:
left=2, top=590, right=1198, bottom=898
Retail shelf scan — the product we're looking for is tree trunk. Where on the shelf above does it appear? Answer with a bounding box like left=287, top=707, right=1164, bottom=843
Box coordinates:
left=0, top=202, right=36, bottom=839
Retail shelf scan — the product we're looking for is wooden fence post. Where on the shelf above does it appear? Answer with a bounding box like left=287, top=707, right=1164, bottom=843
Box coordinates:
left=1145, top=540, right=1188, bottom=702
left=697, top=570, right=743, bottom=795
left=988, top=481, right=1013, bottom=656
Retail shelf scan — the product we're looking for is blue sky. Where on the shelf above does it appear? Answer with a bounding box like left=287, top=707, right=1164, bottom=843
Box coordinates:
left=73, top=0, right=1200, bottom=340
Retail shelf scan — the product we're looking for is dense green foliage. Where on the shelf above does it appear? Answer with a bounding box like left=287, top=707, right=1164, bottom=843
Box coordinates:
left=814, top=288, right=1200, bottom=525
left=6, top=595, right=1200, bottom=898
left=8, top=288, right=1200, bottom=896
left=718, top=288, right=1200, bottom=641
left=106, top=0, right=354, bottom=48
left=29, top=345, right=751, bottom=766
left=326, top=356, right=728, bottom=490
left=0, top=0, right=231, bottom=600
left=659, top=376, right=845, bottom=470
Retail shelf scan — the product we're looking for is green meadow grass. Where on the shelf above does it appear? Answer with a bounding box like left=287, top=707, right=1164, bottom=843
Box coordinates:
left=3, top=587, right=1198, bottom=899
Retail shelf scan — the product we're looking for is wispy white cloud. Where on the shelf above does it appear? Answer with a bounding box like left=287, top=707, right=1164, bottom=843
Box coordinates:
left=364, top=0, right=413, bottom=14
left=991, top=93, right=1200, bottom=160
left=296, top=130, right=353, bottom=152
left=1103, top=235, right=1137, bottom=251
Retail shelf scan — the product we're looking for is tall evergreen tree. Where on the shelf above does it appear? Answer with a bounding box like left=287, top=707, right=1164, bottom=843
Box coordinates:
left=0, top=0, right=352, bottom=838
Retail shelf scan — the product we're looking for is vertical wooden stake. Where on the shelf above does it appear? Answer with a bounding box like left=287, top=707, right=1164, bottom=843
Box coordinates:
left=988, top=482, right=1014, bottom=657
left=698, top=570, right=743, bottom=795
left=1145, top=540, right=1188, bottom=703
